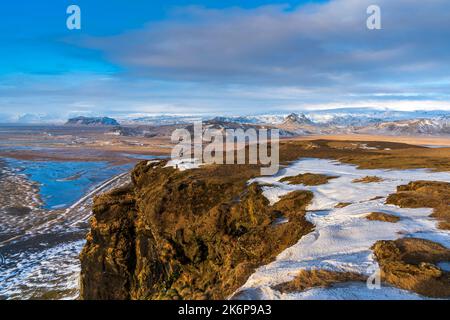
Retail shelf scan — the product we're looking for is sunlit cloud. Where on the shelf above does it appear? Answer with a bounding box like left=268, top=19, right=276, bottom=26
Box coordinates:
left=1, top=0, right=449, bottom=120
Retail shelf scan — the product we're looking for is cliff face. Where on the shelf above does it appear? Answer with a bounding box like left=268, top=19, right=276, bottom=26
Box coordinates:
left=80, top=161, right=313, bottom=300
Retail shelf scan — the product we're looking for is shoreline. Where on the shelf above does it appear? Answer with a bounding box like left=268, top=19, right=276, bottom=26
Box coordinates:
left=0, top=155, right=134, bottom=300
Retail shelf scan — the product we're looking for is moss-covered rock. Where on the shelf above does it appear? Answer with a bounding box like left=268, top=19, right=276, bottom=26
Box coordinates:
left=386, top=181, right=450, bottom=230
left=372, top=238, right=450, bottom=298
left=80, top=161, right=313, bottom=300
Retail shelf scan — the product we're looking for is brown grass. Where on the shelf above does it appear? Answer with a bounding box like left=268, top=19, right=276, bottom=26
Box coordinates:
left=273, top=269, right=366, bottom=293
left=386, top=181, right=450, bottom=230
left=81, top=161, right=315, bottom=300
left=366, top=212, right=400, bottom=223
left=280, top=173, right=338, bottom=186
left=288, top=134, right=450, bottom=148
left=335, top=202, right=352, bottom=208
left=372, top=238, right=450, bottom=298
left=79, top=139, right=450, bottom=300
left=353, top=176, right=384, bottom=183
left=279, top=140, right=450, bottom=172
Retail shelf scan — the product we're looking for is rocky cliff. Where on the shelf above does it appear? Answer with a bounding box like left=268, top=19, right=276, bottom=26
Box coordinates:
left=80, top=160, right=313, bottom=300
left=80, top=141, right=450, bottom=300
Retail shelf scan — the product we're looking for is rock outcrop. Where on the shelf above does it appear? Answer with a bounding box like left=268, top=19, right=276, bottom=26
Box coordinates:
left=80, top=161, right=313, bottom=300
left=65, top=116, right=119, bottom=126
left=280, top=173, right=338, bottom=186
left=366, top=212, right=400, bottom=223
left=273, top=270, right=366, bottom=293
left=80, top=141, right=450, bottom=300
left=386, top=181, right=450, bottom=230
left=372, top=238, right=450, bottom=297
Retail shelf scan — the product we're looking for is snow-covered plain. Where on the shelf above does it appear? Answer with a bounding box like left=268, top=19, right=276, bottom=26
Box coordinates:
left=235, top=158, right=450, bottom=300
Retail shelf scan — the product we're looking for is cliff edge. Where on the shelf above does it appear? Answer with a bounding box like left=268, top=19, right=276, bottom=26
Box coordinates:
left=79, top=160, right=313, bottom=300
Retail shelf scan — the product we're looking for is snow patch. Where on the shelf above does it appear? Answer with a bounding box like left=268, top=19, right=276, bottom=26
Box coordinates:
left=165, top=158, right=203, bottom=171
left=238, top=158, right=450, bottom=300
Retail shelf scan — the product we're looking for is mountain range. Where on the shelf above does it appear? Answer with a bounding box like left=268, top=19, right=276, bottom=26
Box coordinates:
left=204, top=111, right=450, bottom=136
left=3, top=108, right=450, bottom=136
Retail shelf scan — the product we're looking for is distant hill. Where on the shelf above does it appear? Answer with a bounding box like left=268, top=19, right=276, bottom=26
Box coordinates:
left=282, top=113, right=314, bottom=126
left=65, top=116, right=120, bottom=126
left=356, top=116, right=450, bottom=136
left=277, top=113, right=318, bottom=134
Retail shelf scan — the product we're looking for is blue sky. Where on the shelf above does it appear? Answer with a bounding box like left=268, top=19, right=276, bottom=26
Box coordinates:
left=1, top=0, right=449, bottom=121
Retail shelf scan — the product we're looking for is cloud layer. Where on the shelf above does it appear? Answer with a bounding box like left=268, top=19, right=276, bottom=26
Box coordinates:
left=84, top=0, right=450, bottom=92
left=1, top=0, right=450, bottom=119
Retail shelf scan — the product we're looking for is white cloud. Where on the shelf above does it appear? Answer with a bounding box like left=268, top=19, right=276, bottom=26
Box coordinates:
left=2, top=0, right=450, bottom=116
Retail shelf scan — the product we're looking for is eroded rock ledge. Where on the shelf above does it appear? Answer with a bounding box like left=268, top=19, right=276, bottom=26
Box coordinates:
left=386, top=181, right=450, bottom=230
left=80, top=161, right=313, bottom=300
left=372, top=238, right=450, bottom=297
left=280, top=173, right=338, bottom=186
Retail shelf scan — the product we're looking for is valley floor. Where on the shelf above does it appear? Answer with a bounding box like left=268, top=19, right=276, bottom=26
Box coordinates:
left=289, top=134, right=450, bottom=148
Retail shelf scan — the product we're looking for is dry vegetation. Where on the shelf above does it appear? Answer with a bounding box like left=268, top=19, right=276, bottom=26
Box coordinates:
left=79, top=140, right=450, bottom=300
left=279, top=140, right=450, bottom=172
left=273, top=269, right=366, bottom=293
left=366, top=212, right=400, bottom=223
left=280, top=173, right=338, bottom=186
left=80, top=161, right=314, bottom=300
left=353, top=176, right=384, bottom=183
left=372, top=238, right=450, bottom=298
left=335, top=202, right=352, bottom=208
left=289, top=134, right=450, bottom=149
left=386, top=181, right=450, bottom=230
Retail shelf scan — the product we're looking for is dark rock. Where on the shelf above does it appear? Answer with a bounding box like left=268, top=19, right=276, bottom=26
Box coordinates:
left=80, top=161, right=313, bottom=300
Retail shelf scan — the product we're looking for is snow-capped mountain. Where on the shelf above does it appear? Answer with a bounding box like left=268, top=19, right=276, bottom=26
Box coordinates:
left=357, top=116, right=450, bottom=136
left=133, top=116, right=197, bottom=125
left=209, top=109, right=450, bottom=128
left=304, top=108, right=450, bottom=126
left=276, top=113, right=318, bottom=135
left=210, top=115, right=287, bottom=125
left=282, top=113, right=314, bottom=126
left=2, top=108, right=450, bottom=136
left=119, top=109, right=450, bottom=136
left=186, top=119, right=297, bottom=137
left=11, top=113, right=65, bottom=124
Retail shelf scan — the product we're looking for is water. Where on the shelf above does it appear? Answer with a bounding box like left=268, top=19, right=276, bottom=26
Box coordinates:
left=0, top=153, right=161, bottom=300
left=121, top=153, right=167, bottom=161
left=3, top=159, right=132, bottom=210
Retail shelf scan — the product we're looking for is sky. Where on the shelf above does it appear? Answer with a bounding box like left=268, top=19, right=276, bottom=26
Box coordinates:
left=0, top=0, right=449, bottom=121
